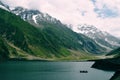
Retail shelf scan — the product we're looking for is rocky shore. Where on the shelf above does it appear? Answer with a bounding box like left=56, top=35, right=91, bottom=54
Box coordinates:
left=92, top=58, right=120, bottom=80
left=110, top=71, right=120, bottom=80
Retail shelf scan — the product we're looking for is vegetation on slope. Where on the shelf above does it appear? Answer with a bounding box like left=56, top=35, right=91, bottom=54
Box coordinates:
left=0, top=37, right=9, bottom=61
left=0, top=8, right=105, bottom=60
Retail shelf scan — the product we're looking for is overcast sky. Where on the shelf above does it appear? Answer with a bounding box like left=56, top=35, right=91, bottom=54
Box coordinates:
left=1, top=0, right=120, bottom=37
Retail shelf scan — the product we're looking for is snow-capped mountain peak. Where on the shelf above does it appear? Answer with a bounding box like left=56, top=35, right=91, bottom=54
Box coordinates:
left=0, top=1, right=120, bottom=52
left=11, top=7, right=60, bottom=25
left=0, top=1, right=61, bottom=27
left=10, top=7, right=27, bottom=15
left=76, top=24, right=120, bottom=50
left=77, top=24, right=100, bottom=34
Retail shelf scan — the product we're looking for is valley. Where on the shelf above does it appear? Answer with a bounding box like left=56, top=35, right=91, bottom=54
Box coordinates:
left=0, top=1, right=120, bottom=80
left=0, top=1, right=112, bottom=61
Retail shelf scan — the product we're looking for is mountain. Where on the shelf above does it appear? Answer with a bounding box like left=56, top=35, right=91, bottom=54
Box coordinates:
left=11, top=7, right=60, bottom=26
left=106, top=47, right=120, bottom=58
left=0, top=36, right=9, bottom=61
left=76, top=24, right=120, bottom=51
left=11, top=6, right=109, bottom=54
left=0, top=1, right=108, bottom=60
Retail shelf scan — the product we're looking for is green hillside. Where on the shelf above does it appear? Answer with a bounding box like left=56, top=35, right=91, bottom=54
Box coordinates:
left=0, top=8, right=104, bottom=60
left=0, top=36, right=9, bottom=61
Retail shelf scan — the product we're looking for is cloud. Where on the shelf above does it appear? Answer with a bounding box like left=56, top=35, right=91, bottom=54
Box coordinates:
left=93, top=0, right=119, bottom=18
left=1, top=0, right=29, bottom=8
left=1, top=0, right=120, bottom=37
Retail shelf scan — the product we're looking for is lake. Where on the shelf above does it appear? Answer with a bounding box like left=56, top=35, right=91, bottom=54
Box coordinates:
left=0, top=61, right=114, bottom=80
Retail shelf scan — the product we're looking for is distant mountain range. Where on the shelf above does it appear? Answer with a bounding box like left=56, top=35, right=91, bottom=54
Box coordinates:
left=10, top=6, right=120, bottom=51
left=76, top=24, right=120, bottom=50
left=0, top=1, right=119, bottom=60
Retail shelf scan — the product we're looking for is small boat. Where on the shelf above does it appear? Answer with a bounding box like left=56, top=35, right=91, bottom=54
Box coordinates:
left=80, top=70, right=88, bottom=73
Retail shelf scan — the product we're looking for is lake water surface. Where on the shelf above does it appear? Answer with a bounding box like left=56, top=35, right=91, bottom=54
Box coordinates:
left=0, top=61, right=114, bottom=80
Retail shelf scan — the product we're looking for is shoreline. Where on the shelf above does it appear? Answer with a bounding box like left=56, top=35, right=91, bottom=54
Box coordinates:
left=91, top=58, right=120, bottom=80
left=1, top=58, right=118, bottom=80
left=4, top=58, right=96, bottom=62
left=110, top=70, right=120, bottom=80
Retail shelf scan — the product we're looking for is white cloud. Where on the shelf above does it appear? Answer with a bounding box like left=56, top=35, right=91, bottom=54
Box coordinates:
left=1, top=0, right=120, bottom=37
left=1, top=0, right=29, bottom=8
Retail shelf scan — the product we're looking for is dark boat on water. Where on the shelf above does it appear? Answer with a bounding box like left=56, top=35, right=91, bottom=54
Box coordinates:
left=80, top=70, right=88, bottom=73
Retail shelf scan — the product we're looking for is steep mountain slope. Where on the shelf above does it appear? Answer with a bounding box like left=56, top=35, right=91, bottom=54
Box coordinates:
left=0, top=36, right=9, bottom=60
left=76, top=24, right=120, bottom=51
left=0, top=8, right=61, bottom=58
left=0, top=1, right=110, bottom=60
left=0, top=8, right=106, bottom=56
left=11, top=7, right=60, bottom=26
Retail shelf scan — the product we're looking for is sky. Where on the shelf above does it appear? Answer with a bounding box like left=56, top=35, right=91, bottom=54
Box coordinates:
left=1, top=0, right=120, bottom=37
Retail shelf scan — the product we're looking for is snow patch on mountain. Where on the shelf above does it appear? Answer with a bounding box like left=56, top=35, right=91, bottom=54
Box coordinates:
left=32, top=15, right=38, bottom=24
left=105, top=38, right=120, bottom=46
left=0, top=5, right=9, bottom=11
left=78, top=41, right=83, bottom=45
left=76, top=24, right=120, bottom=50
left=11, top=7, right=26, bottom=15
left=95, top=40, right=112, bottom=51
left=10, top=6, right=61, bottom=26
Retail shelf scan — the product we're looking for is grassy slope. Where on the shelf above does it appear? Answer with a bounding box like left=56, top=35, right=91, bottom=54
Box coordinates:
left=0, top=8, right=61, bottom=58
left=0, top=8, right=100, bottom=60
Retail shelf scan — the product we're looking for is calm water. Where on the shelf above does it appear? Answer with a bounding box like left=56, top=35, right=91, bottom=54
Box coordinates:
left=0, top=61, right=114, bottom=80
